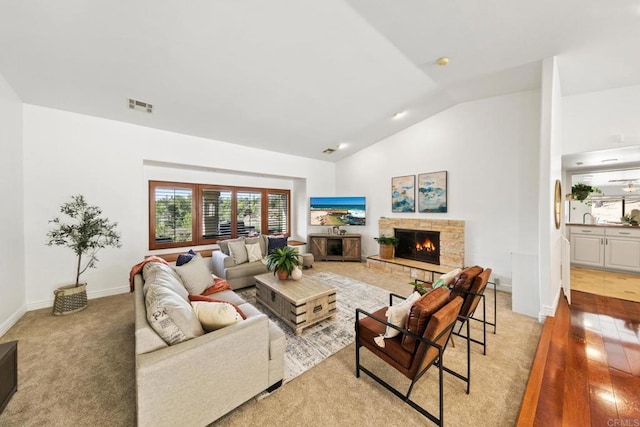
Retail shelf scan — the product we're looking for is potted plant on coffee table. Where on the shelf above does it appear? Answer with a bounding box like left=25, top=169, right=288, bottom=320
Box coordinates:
left=46, top=194, right=121, bottom=315
left=265, top=246, right=301, bottom=280
left=374, top=235, right=399, bottom=259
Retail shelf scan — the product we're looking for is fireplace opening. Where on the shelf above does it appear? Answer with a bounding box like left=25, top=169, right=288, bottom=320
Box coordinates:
left=394, top=229, right=440, bottom=265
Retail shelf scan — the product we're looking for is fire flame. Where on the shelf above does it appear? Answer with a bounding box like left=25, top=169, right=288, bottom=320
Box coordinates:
left=416, top=239, right=436, bottom=252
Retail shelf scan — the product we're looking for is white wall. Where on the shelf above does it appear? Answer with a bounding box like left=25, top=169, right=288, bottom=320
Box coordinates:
left=535, top=57, right=563, bottom=320
left=563, top=84, right=640, bottom=155
left=0, top=72, right=26, bottom=335
left=22, top=105, right=335, bottom=308
left=336, top=90, right=541, bottom=290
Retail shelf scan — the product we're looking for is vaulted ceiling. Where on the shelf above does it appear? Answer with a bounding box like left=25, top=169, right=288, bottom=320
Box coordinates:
left=1, top=1, right=639, bottom=161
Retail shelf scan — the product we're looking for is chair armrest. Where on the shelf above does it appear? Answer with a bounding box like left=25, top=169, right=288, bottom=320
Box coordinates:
left=355, top=308, right=450, bottom=350
left=211, top=251, right=234, bottom=276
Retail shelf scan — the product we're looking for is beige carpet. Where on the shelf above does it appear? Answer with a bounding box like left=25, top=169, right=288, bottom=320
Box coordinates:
left=0, top=261, right=542, bottom=426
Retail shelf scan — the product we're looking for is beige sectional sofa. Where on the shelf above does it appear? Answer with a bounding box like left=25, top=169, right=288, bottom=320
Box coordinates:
left=212, top=234, right=288, bottom=289
left=133, top=257, right=285, bottom=427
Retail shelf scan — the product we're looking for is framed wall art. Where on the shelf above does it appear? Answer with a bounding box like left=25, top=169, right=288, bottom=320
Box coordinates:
left=391, top=175, right=415, bottom=212
left=418, top=171, right=447, bottom=213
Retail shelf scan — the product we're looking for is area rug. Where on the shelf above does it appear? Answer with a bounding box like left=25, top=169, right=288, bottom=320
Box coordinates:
left=237, top=271, right=391, bottom=383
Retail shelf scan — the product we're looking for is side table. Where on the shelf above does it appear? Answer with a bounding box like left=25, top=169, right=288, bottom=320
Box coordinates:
left=0, top=340, right=18, bottom=414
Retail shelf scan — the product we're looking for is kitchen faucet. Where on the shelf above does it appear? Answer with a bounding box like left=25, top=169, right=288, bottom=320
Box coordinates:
left=583, top=212, right=593, bottom=224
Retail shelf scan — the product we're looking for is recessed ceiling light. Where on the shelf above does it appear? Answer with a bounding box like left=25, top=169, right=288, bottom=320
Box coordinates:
left=601, top=158, right=618, bottom=163
left=392, top=111, right=407, bottom=120
left=323, top=148, right=336, bottom=154
left=337, top=143, right=348, bottom=150
left=436, top=57, right=450, bottom=66
left=576, top=161, right=583, bottom=165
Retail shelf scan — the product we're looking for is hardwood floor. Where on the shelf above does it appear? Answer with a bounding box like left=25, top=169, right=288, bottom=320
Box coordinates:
left=571, top=267, right=640, bottom=303
left=517, top=290, right=640, bottom=426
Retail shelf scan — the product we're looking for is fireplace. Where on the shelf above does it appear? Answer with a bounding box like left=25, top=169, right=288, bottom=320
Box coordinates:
left=394, top=229, right=440, bottom=265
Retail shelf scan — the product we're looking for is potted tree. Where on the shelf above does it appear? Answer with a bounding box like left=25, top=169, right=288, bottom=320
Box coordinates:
left=47, top=195, right=121, bottom=315
left=374, top=235, right=399, bottom=259
left=265, top=246, right=301, bottom=280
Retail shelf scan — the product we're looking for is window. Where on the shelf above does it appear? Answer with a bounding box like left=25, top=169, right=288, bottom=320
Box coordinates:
left=149, top=181, right=290, bottom=249
left=150, top=182, right=195, bottom=247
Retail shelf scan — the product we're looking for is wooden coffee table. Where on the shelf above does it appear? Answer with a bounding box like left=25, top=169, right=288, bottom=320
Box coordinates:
left=254, top=273, right=337, bottom=335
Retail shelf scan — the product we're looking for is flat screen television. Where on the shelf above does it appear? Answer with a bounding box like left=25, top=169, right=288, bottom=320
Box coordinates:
left=309, top=196, right=366, bottom=226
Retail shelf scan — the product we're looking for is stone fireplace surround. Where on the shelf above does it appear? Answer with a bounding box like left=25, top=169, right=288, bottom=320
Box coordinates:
left=367, top=218, right=465, bottom=282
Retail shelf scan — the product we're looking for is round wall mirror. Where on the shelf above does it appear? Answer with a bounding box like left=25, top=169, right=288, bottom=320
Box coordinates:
left=554, top=180, right=562, bottom=229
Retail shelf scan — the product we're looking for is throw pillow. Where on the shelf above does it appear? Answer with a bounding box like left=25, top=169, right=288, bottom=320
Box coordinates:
left=267, top=236, right=288, bottom=254
left=189, top=294, right=246, bottom=319
left=246, top=242, right=262, bottom=262
left=401, top=287, right=451, bottom=352
left=176, top=249, right=197, bottom=266
left=191, top=301, right=243, bottom=332
left=228, top=240, right=249, bottom=264
left=145, top=283, right=205, bottom=345
left=217, top=237, right=243, bottom=255
left=431, top=278, right=446, bottom=289
left=383, top=291, right=421, bottom=339
left=440, top=268, right=462, bottom=286
left=245, top=236, right=267, bottom=257
left=173, top=253, right=213, bottom=294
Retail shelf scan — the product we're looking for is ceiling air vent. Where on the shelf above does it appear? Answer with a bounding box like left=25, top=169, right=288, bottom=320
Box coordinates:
left=128, top=98, right=153, bottom=113
left=323, top=148, right=336, bottom=154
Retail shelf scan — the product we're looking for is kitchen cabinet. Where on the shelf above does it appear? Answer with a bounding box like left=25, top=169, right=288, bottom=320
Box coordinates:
left=570, top=225, right=640, bottom=272
left=570, top=227, right=604, bottom=267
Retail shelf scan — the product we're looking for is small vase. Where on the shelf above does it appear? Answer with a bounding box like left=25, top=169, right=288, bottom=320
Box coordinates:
left=276, top=270, right=289, bottom=280
left=291, top=267, right=303, bottom=281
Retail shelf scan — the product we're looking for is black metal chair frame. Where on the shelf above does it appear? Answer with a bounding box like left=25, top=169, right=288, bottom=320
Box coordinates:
left=451, top=280, right=497, bottom=356
left=355, top=293, right=470, bottom=426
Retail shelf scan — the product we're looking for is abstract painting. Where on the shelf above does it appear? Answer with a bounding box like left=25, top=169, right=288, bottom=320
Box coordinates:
left=391, top=175, right=415, bottom=212
left=418, top=171, right=447, bottom=213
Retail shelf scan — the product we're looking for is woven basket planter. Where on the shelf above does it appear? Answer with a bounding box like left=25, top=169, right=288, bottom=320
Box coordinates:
left=53, top=283, right=88, bottom=316
left=379, top=244, right=394, bottom=259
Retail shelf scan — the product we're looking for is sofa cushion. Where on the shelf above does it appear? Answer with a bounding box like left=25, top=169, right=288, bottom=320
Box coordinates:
left=267, top=236, right=288, bottom=254
left=145, top=282, right=204, bottom=345
left=190, top=301, right=243, bottom=332
left=217, top=237, right=244, bottom=255
left=143, top=265, right=190, bottom=302
left=383, top=291, right=421, bottom=339
left=142, top=261, right=181, bottom=284
left=401, top=287, right=450, bottom=352
left=228, top=240, right=249, bottom=264
left=246, top=242, right=262, bottom=262
left=449, top=265, right=483, bottom=300
left=173, top=253, right=214, bottom=294
left=224, top=260, right=269, bottom=280
left=210, top=289, right=247, bottom=306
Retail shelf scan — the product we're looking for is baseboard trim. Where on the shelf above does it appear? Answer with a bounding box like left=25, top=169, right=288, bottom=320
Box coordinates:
left=0, top=305, right=27, bottom=337
left=26, top=286, right=130, bottom=311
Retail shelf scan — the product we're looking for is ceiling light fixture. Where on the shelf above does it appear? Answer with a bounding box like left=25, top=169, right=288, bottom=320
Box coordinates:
left=337, top=143, right=347, bottom=150
left=392, top=111, right=407, bottom=120
left=622, top=183, right=638, bottom=192
left=601, top=158, right=618, bottom=163
left=323, top=148, right=336, bottom=154
left=436, top=57, right=450, bottom=66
